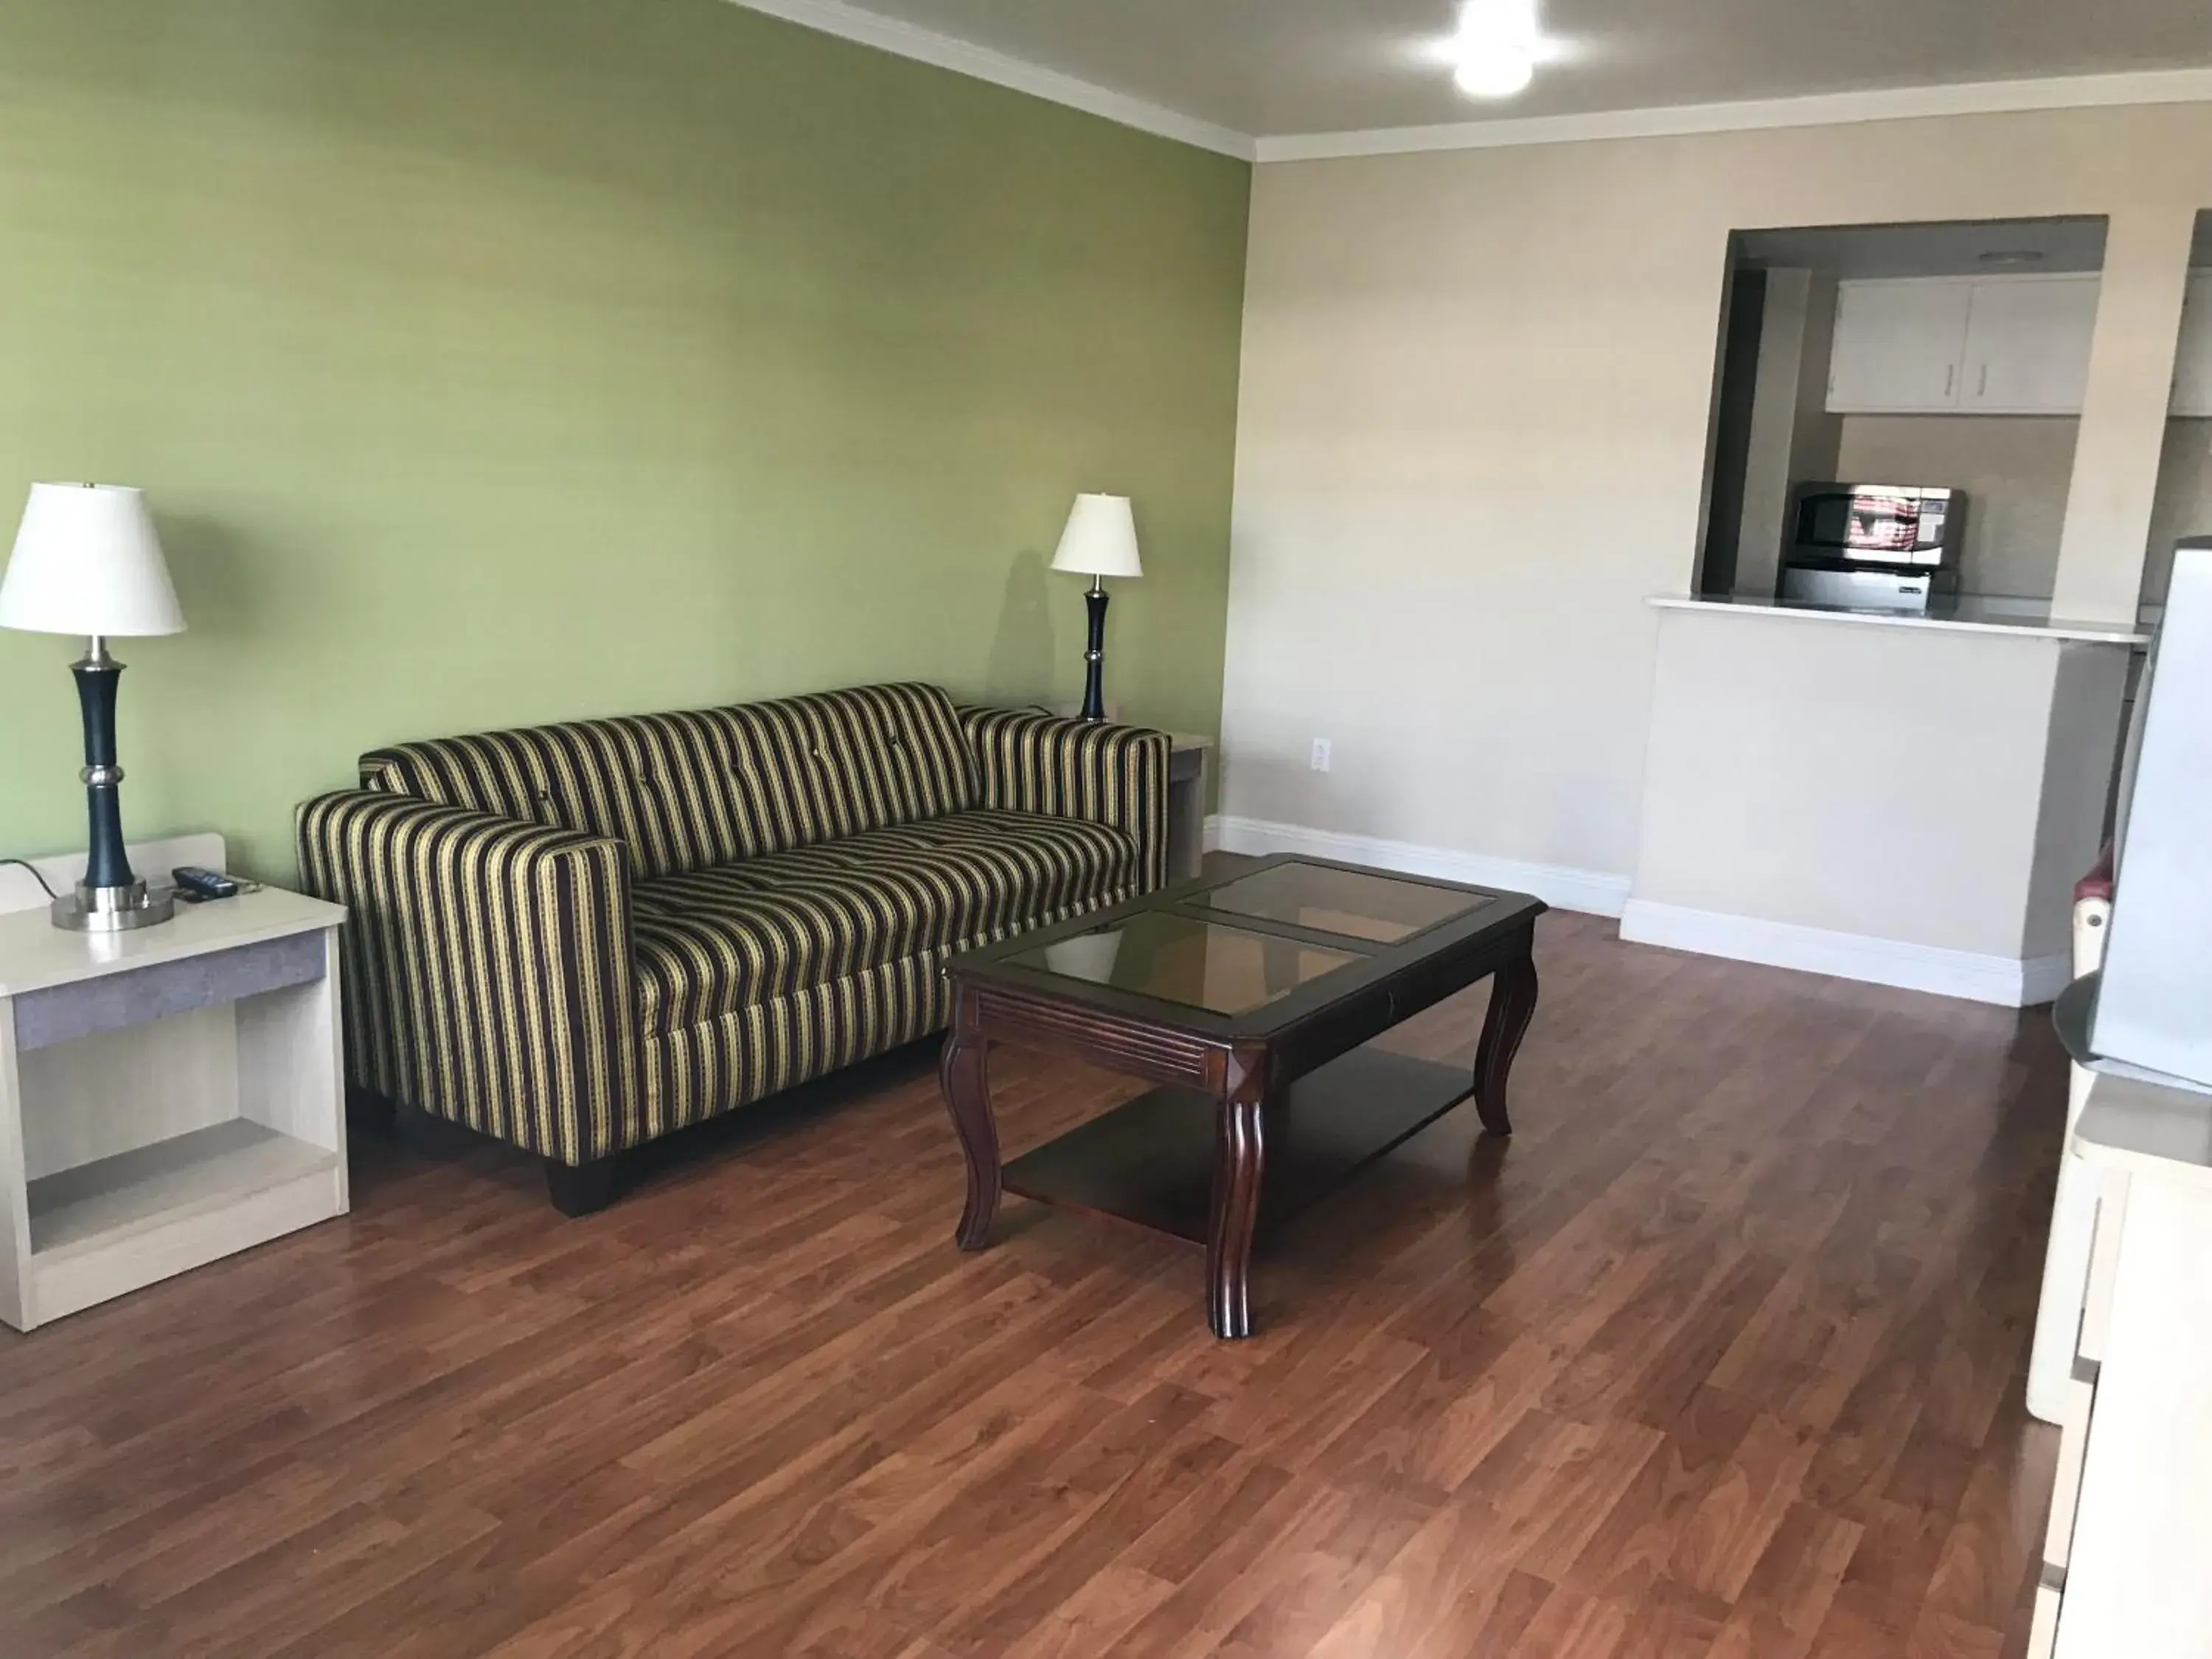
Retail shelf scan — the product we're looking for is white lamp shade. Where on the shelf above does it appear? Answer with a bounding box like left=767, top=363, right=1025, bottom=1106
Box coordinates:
left=0, top=483, right=184, bottom=638
left=1050, top=493, right=1143, bottom=580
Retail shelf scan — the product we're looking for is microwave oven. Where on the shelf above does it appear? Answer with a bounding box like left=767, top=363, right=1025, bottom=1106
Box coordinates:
left=1786, top=484, right=1963, bottom=569
left=1780, top=483, right=1964, bottom=613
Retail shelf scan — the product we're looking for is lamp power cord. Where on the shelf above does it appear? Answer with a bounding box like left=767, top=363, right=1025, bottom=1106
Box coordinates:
left=0, top=858, right=59, bottom=900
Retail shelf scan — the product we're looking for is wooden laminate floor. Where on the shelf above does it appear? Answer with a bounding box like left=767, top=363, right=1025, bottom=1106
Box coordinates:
left=0, top=909, right=2064, bottom=1658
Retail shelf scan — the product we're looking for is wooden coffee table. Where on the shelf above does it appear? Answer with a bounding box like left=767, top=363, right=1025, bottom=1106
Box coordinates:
left=938, top=855, right=1544, bottom=1338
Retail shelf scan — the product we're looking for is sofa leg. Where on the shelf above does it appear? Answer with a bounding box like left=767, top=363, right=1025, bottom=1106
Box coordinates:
left=347, top=1085, right=398, bottom=1138
left=544, top=1155, right=619, bottom=1217
left=392, top=1096, right=442, bottom=1151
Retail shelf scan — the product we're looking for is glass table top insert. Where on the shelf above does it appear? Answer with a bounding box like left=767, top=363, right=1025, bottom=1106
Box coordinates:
left=1192, top=860, right=1494, bottom=945
left=1007, top=910, right=1363, bottom=1016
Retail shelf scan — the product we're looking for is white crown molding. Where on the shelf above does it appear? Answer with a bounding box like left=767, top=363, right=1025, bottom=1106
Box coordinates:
left=1620, top=898, right=2071, bottom=1007
left=1212, top=815, right=1632, bottom=918
left=1255, top=66, right=2212, bottom=162
left=723, top=0, right=1255, bottom=159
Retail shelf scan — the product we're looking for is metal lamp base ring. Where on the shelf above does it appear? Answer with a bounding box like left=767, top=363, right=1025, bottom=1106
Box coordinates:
left=52, top=880, right=176, bottom=933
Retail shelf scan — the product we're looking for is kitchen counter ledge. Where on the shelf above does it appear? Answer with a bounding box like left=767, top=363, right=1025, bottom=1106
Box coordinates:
left=1648, top=594, right=2147, bottom=646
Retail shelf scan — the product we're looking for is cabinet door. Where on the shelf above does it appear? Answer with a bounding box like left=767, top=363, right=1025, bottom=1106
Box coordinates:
left=1827, top=279, right=1973, bottom=413
left=2170, top=272, right=2212, bottom=418
left=1962, top=276, right=2101, bottom=414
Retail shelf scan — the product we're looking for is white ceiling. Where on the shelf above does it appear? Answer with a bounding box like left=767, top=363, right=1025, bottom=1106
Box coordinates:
left=740, top=0, right=2212, bottom=147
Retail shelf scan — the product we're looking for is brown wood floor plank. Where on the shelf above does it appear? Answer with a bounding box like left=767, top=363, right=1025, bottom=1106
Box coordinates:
left=0, top=903, right=2067, bottom=1657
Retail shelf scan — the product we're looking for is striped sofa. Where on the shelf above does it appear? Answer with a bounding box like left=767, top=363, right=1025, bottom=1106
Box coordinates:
left=296, top=683, right=1166, bottom=1214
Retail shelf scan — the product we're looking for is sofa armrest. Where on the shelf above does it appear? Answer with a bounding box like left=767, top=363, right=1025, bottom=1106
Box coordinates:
left=296, top=790, right=641, bottom=1165
left=959, top=708, right=1171, bottom=891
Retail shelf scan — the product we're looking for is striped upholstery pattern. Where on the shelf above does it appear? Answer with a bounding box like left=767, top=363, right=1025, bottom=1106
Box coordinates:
left=299, top=684, right=1169, bottom=1169
left=361, top=684, right=978, bottom=877
left=961, top=706, right=1169, bottom=892
left=642, top=883, right=1133, bottom=1128
left=295, top=790, right=639, bottom=1164
left=632, top=810, right=1139, bottom=1029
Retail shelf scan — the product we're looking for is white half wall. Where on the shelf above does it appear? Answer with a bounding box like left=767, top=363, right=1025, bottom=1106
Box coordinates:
left=1621, top=606, right=2127, bottom=1006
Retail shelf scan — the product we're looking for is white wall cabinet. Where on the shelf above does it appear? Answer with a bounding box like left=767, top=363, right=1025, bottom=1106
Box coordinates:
left=1827, top=274, right=2101, bottom=416
left=1961, top=275, right=2100, bottom=414
left=2168, top=271, right=2212, bottom=417
left=1827, top=279, right=1972, bottom=412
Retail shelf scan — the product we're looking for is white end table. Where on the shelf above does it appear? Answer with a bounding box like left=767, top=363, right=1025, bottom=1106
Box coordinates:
left=1166, top=732, right=1214, bottom=881
left=0, top=840, right=347, bottom=1332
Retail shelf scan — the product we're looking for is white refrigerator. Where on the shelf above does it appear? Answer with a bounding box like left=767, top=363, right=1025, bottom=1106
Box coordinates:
left=2027, top=536, right=2212, bottom=1422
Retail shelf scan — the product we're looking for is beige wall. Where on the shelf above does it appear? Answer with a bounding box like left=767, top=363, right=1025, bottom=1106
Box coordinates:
left=1225, top=103, right=2212, bottom=883
left=2053, top=210, right=2196, bottom=618
left=2145, top=418, right=2212, bottom=605
left=1834, top=415, right=2080, bottom=599
left=1735, top=269, right=1841, bottom=599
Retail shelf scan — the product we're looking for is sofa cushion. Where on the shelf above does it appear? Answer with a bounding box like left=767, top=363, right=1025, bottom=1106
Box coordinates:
left=358, top=683, right=978, bottom=878
left=721, top=684, right=978, bottom=855
left=630, top=810, right=1138, bottom=1032
left=357, top=709, right=759, bottom=880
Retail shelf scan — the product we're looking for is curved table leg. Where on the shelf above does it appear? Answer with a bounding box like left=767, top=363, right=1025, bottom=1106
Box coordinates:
left=1472, top=942, right=1540, bottom=1138
left=939, top=1013, right=1000, bottom=1251
left=1206, top=1096, right=1266, bottom=1340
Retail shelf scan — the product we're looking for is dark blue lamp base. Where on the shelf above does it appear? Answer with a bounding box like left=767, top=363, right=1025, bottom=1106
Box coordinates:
left=50, top=637, right=172, bottom=932
left=1080, top=580, right=1110, bottom=722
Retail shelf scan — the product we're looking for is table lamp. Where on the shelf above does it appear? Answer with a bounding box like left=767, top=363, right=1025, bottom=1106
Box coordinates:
left=1051, top=493, right=1142, bottom=722
left=0, top=484, right=186, bottom=931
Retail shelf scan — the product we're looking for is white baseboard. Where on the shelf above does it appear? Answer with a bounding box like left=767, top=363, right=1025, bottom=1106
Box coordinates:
left=1211, top=815, right=1632, bottom=917
left=2018, top=953, right=2075, bottom=1006
left=1208, top=818, right=2068, bottom=1005
left=1620, top=898, right=2070, bottom=1007
left=1202, top=813, right=1222, bottom=855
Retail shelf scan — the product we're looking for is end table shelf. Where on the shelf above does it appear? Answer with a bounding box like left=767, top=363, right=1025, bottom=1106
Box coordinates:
left=29, top=1119, right=340, bottom=1256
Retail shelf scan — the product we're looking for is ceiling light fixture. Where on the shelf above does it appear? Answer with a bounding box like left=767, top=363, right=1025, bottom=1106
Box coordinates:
left=1442, top=0, right=1552, bottom=99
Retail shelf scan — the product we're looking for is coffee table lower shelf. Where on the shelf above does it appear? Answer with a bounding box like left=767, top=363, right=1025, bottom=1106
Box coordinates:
left=1001, top=1045, right=1472, bottom=1249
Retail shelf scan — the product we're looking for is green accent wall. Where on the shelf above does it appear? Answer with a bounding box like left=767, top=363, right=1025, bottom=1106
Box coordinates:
left=0, top=0, right=1249, bottom=878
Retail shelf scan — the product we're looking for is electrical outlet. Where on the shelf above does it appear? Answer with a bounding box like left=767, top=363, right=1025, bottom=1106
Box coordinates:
left=1310, top=738, right=1332, bottom=773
